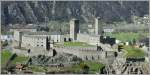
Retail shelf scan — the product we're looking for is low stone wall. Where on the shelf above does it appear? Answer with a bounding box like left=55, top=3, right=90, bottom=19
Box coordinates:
left=77, top=33, right=100, bottom=45
left=55, top=47, right=105, bottom=61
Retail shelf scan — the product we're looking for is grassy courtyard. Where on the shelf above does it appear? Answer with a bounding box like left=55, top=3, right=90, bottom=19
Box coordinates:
left=64, top=42, right=94, bottom=47
left=123, top=46, right=145, bottom=58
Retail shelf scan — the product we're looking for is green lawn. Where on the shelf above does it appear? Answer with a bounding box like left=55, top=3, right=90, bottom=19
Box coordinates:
left=12, top=55, right=29, bottom=64
left=124, top=46, right=145, bottom=58
left=106, top=32, right=148, bottom=42
left=1, top=50, right=12, bottom=66
left=64, top=42, right=94, bottom=47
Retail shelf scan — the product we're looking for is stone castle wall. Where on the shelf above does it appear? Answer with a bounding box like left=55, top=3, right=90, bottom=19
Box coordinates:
left=55, top=47, right=105, bottom=61
left=77, top=33, right=100, bottom=45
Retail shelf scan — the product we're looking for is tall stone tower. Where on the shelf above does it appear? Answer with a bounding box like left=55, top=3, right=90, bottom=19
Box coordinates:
left=95, top=17, right=103, bottom=35
left=95, top=17, right=99, bottom=35
left=19, top=31, right=23, bottom=48
left=70, top=18, right=79, bottom=41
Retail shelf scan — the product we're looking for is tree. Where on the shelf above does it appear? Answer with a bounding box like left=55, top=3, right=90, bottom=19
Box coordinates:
left=132, top=38, right=136, bottom=45
left=129, top=41, right=132, bottom=45
left=82, top=64, right=89, bottom=74
left=53, top=49, right=57, bottom=57
left=28, top=49, right=31, bottom=53
left=80, top=63, right=89, bottom=74
left=2, top=40, right=8, bottom=47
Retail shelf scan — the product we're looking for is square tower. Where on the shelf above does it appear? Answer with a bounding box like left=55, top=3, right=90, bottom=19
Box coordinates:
left=70, top=19, right=79, bottom=41
left=95, top=17, right=103, bottom=35
left=95, top=17, right=99, bottom=35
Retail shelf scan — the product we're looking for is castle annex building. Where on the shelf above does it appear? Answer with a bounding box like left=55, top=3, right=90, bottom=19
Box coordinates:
left=14, top=30, right=64, bottom=50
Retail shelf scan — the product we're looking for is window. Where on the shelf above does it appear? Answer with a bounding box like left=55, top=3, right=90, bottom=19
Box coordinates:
left=37, top=45, right=39, bottom=46
left=41, top=45, right=43, bottom=46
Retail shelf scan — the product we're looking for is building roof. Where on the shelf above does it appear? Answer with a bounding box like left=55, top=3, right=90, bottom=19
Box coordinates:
left=23, top=35, right=47, bottom=38
left=23, top=31, right=62, bottom=35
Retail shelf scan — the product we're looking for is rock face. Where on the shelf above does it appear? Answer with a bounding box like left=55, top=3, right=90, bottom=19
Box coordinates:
left=1, top=1, right=148, bottom=25
left=29, top=53, right=82, bottom=66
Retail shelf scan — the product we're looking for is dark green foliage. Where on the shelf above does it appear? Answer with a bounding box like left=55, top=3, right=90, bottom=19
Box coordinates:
left=82, top=65, right=89, bottom=74
left=118, top=45, right=123, bottom=52
left=114, top=52, right=118, bottom=57
left=80, top=63, right=89, bottom=74
left=100, top=66, right=107, bottom=74
left=28, top=49, right=31, bottom=53
left=9, top=53, right=17, bottom=61
left=53, top=49, right=57, bottom=57
left=132, top=38, right=136, bottom=45
left=2, top=40, right=8, bottom=47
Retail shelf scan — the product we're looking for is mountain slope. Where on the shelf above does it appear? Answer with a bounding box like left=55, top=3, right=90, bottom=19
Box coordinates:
left=1, top=1, right=149, bottom=25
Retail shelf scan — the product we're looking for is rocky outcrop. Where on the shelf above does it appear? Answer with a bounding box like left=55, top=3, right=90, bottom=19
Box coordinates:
left=28, top=53, right=82, bottom=66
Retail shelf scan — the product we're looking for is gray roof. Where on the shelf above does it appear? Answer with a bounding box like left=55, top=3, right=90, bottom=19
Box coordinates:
left=23, top=31, right=62, bottom=35
left=23, top=35, right=47, bottom=38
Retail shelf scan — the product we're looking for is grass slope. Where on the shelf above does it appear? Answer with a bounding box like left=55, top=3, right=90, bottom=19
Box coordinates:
left=124, top=46, right=145, bottom=58
left=83, top=61, right=105, bottom=73
left=1, top=50, right=29, bottom=66
left=106, top=32, right=148, bottom=42
left=1, top=50, right=12, bottom=66
left=12, top=55, right=29, bottom=64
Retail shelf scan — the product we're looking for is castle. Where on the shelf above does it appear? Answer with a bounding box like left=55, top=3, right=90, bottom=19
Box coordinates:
left=13, top=17, right=103, bottom=50
left=12, top=17, right=118, bottom=61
